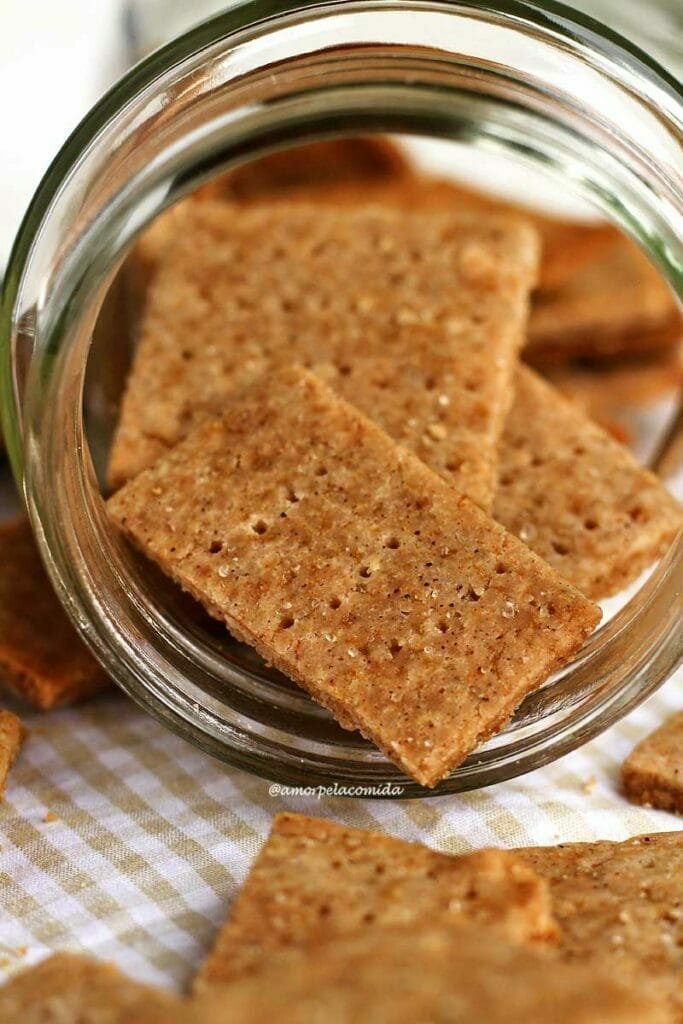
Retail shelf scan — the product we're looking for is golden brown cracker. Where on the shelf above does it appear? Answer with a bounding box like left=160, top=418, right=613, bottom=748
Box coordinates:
left=544, top=345, right=682, bottom=422
left=196, top=812, right=558, bottom=988
left=132, top=136, right=411, bottom=299
left=0, top=952, right=179, bottom=1024
left=622, top=713, right=683, bottom=814
left=494, top=367, right=682, bottom=599
left=519, top=832, right=683, bottom=1022
left=134, top=157, right=611, bottom=301
left=0, top=519, right=107, bottom=710
left=0, top=709, right=25, bottom=798
left=528, top=238, right=681, bottom=364
left=185, top=922, right=668, bottom=1024
left=108, top=367, right=600, bottom=786
left=109, top=201, right=539, bottom=507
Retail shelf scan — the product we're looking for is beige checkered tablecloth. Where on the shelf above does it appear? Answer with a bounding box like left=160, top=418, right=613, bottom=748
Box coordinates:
left=0, top=666, right=680, bottom=992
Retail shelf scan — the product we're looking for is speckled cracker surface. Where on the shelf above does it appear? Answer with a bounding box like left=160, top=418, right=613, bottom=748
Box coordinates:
left=133, top=140, right=610, bottom=298
left=196, top=812, right=557, bottom=988
left=108, top=367, right=600, bottom=786
left=519, top=832, right=683, bottom=1022
left=494, top=367, right=682, bottom=599
left=0, top=519, right=107, bottom=710
left=109, top=201, right=539, bottom=508
left=0, top=952, right=179, bottom=1023
left=545, top=346, right=682, bottom=421
left=132, top=136, right=411, bottom=297
left=0, top=709, right=25, bottom=798
left=623, top=714, right=683, bottom=814
left=182, top=923, right=666, bottom=1024
left=528, top=237, right=681, bottom=363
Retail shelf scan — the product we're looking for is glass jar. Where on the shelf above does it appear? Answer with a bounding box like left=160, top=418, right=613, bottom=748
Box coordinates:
left=1, top=0, right=681, bottom=797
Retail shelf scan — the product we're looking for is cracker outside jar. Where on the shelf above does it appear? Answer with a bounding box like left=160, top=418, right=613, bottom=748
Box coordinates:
left=1, top=0, right=681, bottom=796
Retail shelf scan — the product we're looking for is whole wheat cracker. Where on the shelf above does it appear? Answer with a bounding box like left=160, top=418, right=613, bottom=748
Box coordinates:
left=622, top=713, right=683, bottom=814
left=108, top=366, right=600, bottom=786
left=196, top=812, right=558, bottom=989
left=131, top=136, right=412, bottom=301
left=0, top=709, right=25, bottom=798
left=158, top=922, right=666, bottom=1024
left=527, top=237, right=681, bottom=364
left=334, top=175, right=616, bottom=294
left=518, top=832, right=683, bottom=1022
left=0, top=519, right=107, bottom=710
left=494, top=367, right=682, bottom=599
left=133, top=158, right=612, bottom=308
left=0, top=952, right=179, bottom=1024
left=544, top=344, right=682, bottom=422
left=109, top=201, right=539, bottom=508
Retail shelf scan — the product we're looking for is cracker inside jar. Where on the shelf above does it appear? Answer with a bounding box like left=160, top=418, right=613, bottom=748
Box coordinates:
left=103, top=153, right=680, bottom=787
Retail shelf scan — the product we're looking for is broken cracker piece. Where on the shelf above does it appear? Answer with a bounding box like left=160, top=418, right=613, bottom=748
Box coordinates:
left=519, top=832, right=683, bottom=1021
left=0, top=519, right=107, bottom=710
left=622, top=712, right=683, bottom=814
left=109, top=201, right=539, bottom=509
left=108, top=367, right=600, bottom=787
left=494, top=367, right=682, bottom=599
left=185, top=922, right=667, bottom=1024
left=0, top=710, right=25, bottom=798
left=527, top=238, right=681, bottom=364
left=196, top=812, right=558, bottom=988
left=0, top=952, right=179, bottom=1024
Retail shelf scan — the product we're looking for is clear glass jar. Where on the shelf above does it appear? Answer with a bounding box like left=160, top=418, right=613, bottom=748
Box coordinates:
left=1, top=0, right=681, bottom=796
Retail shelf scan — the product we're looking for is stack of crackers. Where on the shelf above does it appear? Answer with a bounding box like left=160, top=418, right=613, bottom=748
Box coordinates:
left=0, top=137, right=681, bottom=1023
left=0, top=813, right=680, bottom=1022
left=100, top=136, right=681, bottom=787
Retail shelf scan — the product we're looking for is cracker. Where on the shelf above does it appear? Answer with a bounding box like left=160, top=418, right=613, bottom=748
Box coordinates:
left=342, top=176, right=616, bottom=293
left=183, top=923, right=667, bottom=1024
left=0, top=952, right=179, bottom=1023
left=622, top=713, right=683, bottom=814
left=527, top=237, right=681, bottom=364
left=518, top=832, right=683, bottom=1021
left=108, top=367, right=600, bottom=786
left=0, top=519, right=107, bottom=710
left=545, top=345, right=682, bottom=420
left=133, top=165, right=611, bottom=307
left=132, top=136, right=411, bottom=298
left=494, top=367, right=682, bottom=599
left=109, top=202, right=539, bottom=506
left=196, top=812, right=558, bottom=988
left=0, top=709, right=26, bottom=798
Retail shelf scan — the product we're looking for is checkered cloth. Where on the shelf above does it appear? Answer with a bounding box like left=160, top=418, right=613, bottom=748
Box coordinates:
left=1, top=670, right=680, bottom=991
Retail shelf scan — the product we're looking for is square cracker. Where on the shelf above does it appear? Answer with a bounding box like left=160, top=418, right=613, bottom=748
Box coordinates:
left=180, top=923, right=666, bottom=1024
left=0, top=519, right=107, bottom=710
left=133, top=137, right=611, bottom=300
left=131, top=136, right=412, bottom=300
left=0, top=952, right=179, bottom=1024
left=518, top=832, right=683, bottom=1021
left=109, top=200, right=540, bottom=508
left=527, top=237, right=681, bottom=364
left=622, top=712, right=683, bottom=814
left=494, top=367, right=682, bottom=599
left=108, top=366, right=600, bottom=786
left=0, top=709, right=25, bottom=798
left=196, top=812, right=558, bottom=988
